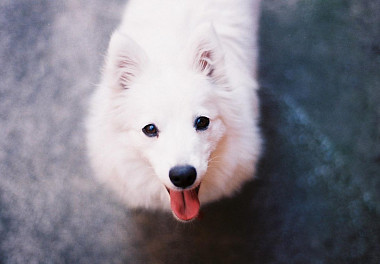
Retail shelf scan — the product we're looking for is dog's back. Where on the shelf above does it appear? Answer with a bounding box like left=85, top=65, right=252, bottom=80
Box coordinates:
left=119, top=0, right=260, bottom=75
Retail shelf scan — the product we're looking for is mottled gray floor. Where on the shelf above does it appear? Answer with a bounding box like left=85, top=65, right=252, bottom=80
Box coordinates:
left=1, top=0, right=379, bottom=263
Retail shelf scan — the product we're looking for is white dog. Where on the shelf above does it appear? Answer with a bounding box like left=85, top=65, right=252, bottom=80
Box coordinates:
left=87, top=0, right=262, bottom=221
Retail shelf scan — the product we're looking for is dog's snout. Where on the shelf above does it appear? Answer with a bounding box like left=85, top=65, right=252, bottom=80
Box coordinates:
left=169, top=165, right=197, bottom=188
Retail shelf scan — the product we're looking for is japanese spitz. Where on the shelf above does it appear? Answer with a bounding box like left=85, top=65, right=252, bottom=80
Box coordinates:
left=87, top=0, right=262, bottom=221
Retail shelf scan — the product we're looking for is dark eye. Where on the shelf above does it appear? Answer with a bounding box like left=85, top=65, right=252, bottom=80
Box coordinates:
left=142, top=124, right=159, bottom=137
left=194, top=116, right=210, bottom=131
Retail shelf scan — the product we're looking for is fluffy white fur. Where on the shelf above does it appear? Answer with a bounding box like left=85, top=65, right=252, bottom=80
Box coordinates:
left=87, top=0, right=262, bottom=213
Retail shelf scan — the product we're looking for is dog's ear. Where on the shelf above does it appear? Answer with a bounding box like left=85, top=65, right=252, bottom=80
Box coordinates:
left=104, top=31, right=147, bottom=89
left=188, top=23, right=224, bottom=79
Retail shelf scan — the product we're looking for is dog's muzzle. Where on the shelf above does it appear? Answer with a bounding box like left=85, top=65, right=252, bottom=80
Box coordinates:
left=167, top=165, right=200, bottom=221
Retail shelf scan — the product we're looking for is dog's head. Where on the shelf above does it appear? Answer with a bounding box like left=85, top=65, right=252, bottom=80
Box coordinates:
left=103, top=24, right=228, bottom=221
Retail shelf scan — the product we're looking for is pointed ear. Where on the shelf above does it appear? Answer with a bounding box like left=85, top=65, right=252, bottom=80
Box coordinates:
left=104, top=31, right=147, bottom=89
left=188, top=24, right=224, bottom=78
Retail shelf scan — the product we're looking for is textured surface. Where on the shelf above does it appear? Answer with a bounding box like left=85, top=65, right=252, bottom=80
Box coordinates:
left=1, top=0, right=379, bottom=263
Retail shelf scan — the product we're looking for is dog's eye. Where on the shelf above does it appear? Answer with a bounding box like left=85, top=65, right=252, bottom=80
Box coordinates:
left=142, top=124, right=159, bottom=137
left=194, top=116, right=210, bottom=131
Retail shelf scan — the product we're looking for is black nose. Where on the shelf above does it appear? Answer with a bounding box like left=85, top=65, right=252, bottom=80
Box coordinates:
left=169, top=165, right=197, bottom=188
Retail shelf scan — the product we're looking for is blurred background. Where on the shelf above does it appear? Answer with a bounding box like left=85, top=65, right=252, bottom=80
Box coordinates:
left=0, top=0, right=379, bottom=263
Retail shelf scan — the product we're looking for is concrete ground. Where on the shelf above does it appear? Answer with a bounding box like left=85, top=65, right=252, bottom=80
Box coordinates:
left=1, top=0, right=379, bottom=263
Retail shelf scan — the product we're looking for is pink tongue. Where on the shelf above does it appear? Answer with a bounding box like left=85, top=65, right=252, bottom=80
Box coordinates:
left=169, top=189, right=200, bottom=221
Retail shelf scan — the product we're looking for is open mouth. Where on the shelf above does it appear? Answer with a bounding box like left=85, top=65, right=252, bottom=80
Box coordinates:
left=166, top=185, right=201, bottom=221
